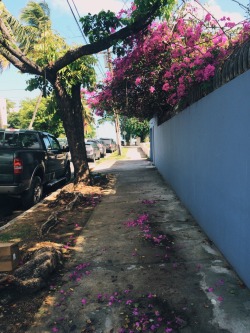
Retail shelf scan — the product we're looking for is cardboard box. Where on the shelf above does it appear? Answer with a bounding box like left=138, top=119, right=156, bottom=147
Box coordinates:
left=0, top=242, right=20, bottom=271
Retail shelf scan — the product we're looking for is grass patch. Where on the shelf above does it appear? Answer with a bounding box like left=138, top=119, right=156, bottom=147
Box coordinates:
left=0, top=223, right=35, bottom=243
left=105, top=147, right=128, bottom=160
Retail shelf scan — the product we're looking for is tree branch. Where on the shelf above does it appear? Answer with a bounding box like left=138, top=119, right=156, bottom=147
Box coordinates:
left=48, top=0, right=161, bottom=73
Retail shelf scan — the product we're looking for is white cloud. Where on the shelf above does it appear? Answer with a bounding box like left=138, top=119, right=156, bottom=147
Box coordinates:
left=49, top=0, right=131, bottom=15
left=186, top=0, right=245, bottom=24
left=203, top=0, right=245, bottom=24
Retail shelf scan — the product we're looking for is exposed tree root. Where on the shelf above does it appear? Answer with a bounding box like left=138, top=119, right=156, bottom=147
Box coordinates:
left=40, top=191, right=91, bottom=235
left=0, top=243, right=63, bottom=303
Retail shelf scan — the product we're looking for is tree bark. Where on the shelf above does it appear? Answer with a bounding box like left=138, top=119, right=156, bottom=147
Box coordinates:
left=53, top=77, right=91, bottom=183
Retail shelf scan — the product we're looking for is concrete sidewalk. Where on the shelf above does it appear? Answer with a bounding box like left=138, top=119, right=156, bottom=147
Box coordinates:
left=29, top=146, right=250, bottom=333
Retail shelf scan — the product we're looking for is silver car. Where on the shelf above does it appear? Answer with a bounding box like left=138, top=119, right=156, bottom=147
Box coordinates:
left=85, top=142, right=101, bottom=162
left=87, top=139, right=106, bottom=157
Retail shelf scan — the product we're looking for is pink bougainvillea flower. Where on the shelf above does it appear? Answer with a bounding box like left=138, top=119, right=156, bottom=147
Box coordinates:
left=204, top=13, right=211, bottom=22
left=165, top=328, right=173, bottom=332
left=133, top=308, right=139, bottom=315
left=131, top=3, right=137, bottom=11
left=126, top=299, right=133, bottom=305
left=162, top=82, right=170, bottom=91
left=135, top=77, right=142, bottom=85
left=141, top=199, right=156, bottom=205
left=217, top=296, right=223, bottom=302
left=124, top=289, right=131, bottom=294
left=86, top=1, right=246, bottom=120
left=81, top=298, right=87, bottom=305
left=216, top=279, right=225, bottom=286
left=52, top=327, right=59, bottom=332
left=97, top=293, right=103, bottom=302
left=208, top=287, right=214, bottom=292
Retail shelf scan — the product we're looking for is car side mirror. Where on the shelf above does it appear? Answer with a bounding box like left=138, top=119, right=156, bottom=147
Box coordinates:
left=62, top=146, right=69, bottom=152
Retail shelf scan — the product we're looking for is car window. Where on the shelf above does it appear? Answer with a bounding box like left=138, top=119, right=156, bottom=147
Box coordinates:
left=0, top=132, right=40, bottom=149
left=48, top=135, right=61, bottom=150
left=42, top=135, right=52, bottom=150
left=3, top=132, right=19, bottom=147
left=19, top=133, right=40, bottom=149
left=100, top=139, right=111, bottom=144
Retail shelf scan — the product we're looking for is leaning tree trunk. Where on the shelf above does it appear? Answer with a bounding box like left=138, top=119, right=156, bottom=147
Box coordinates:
left=53, top=78, right=91, bottom=183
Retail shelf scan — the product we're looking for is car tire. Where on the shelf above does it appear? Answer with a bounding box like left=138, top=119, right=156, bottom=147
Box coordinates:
left=21, top=176, right=43, bottom=209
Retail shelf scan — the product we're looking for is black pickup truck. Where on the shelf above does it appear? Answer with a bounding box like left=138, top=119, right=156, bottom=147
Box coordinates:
left=0, top=129, right=71, bottom=208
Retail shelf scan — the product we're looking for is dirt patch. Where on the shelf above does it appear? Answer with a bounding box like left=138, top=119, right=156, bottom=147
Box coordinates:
left=0, top=174, right=115, bottom=333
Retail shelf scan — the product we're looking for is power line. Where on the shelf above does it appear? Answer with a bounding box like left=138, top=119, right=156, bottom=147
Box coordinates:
left=65, top=0, right=106, bottom=77
left=66, top=0, right=88, bottom=44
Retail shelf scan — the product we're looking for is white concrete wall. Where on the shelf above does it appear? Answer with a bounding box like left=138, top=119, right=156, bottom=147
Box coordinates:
left=139, top=142, right=150, bottom=157
left=151, top=70, right=250, bottom=288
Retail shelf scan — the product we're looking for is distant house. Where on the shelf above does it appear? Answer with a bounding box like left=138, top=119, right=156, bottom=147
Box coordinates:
left=0, top=98, right=7, bottom=128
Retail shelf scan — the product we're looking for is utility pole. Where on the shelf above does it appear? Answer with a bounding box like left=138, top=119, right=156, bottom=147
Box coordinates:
left=28, top=92, right=43, bottom=130
left=107, top=48, right=122, bottom=155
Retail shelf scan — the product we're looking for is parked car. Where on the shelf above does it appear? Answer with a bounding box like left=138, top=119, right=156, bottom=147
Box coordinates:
left=85, top=141, right=101, bottom=162
left=87, top=139, right=106, bottom=157
left=0, top=129, right=71, bottom=208
left=99, top=138, right=117, bottom=153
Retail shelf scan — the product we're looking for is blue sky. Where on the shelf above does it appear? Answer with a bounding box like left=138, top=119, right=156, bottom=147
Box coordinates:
left=0, top=0, right=248, bottom=107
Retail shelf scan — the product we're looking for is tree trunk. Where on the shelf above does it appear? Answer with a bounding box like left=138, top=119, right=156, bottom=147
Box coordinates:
left=53, top=78, right=91, bottom=184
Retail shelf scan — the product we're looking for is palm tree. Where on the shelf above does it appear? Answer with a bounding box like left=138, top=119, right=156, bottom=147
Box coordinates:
left=19, top=1, right=65, bottom=129
left=19, top=1, right=51, bottom=55
left=20, top=1, right=67, bottom=65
